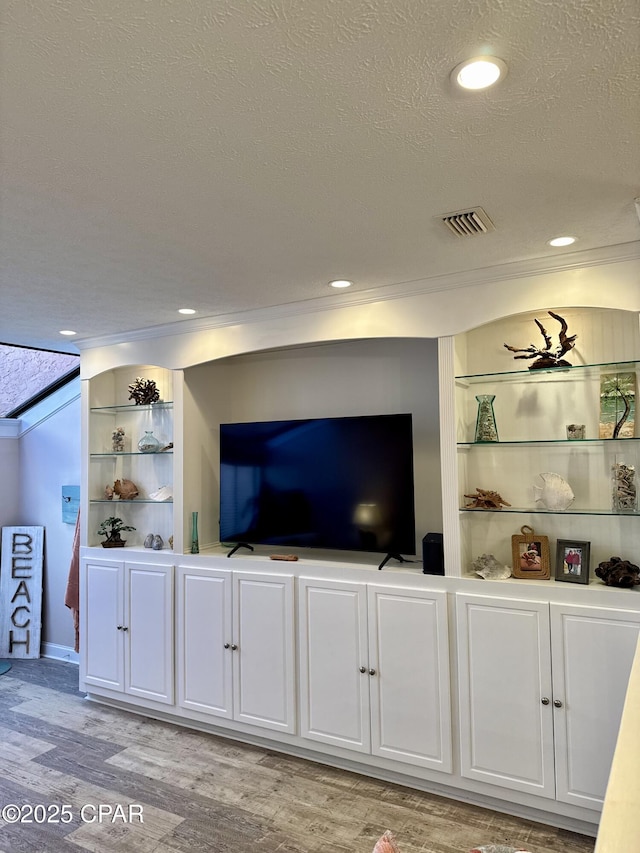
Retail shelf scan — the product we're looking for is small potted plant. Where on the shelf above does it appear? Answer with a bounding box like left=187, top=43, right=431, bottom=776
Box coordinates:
left=98, top=516, right=136, bottom=548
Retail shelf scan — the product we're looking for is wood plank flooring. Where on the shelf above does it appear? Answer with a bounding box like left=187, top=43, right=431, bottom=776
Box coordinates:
left=0, top=659, right=595, bottom=853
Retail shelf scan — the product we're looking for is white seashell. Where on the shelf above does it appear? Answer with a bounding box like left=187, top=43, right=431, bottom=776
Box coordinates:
left=533, top=472, right=574, bottom=511
left=149, top=485, right=173, bottom=502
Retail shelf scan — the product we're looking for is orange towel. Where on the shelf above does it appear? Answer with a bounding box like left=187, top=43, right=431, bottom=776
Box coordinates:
left=64, top=511, right=80, bottom=653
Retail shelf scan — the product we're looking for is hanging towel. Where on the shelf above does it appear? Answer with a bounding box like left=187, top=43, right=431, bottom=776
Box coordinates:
left=64, top=510, right=80, bottom=653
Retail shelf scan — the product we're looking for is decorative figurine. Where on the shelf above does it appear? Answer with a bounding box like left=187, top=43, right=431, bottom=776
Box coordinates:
left=464, top=488, right=511, bottom=509
left=533, top=472, right=574, bottom=511
left=152, top=534, right=164, bottom=551
left=595, top=556, right=640, bottom=588
left=128, top=377, right=160, bottom=405
left=104, top=484, right=114, bottom=500
left=504, top=310, right=577, bottom=369
left=143, top=533, right=154, bottom=548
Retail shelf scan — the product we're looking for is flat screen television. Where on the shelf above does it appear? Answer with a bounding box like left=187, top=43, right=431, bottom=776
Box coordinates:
left=219, top=413, right=416, bottom=561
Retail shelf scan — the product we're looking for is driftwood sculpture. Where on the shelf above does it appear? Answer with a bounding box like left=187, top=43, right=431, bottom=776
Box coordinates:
left=504, top=311, right=577, bottom=369
left=595, top=556, right=640, bottom=588
left=464, top=488, right=511, bottom=509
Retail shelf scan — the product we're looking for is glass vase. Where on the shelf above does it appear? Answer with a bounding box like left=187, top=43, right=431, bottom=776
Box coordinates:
left=612, top=461, right=637, bottom=512
left=138, top=430, right=161, bottom=453
left=474, top=394, right=499, bottom=442
left=190, top=511, right=200, bottom=554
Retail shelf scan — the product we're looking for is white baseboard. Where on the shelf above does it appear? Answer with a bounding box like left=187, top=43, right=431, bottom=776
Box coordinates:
left=41, top=643, right=79, bottom=664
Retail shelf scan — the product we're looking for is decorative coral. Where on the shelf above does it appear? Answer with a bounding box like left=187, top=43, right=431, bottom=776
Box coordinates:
left=128, top=377, right=160, bottom=405
left=464, top=488, right=511, bottom=509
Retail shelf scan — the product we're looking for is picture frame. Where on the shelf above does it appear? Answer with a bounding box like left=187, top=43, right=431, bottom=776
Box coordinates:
left=511, top=525, right=550, bottom=579
left=555, top=539, right=591, bottom=585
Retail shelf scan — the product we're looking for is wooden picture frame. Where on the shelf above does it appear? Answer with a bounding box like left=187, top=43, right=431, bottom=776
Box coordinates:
left=555, top=539, right=591, bottom=585
left=511, top=525, right=550, bottom=579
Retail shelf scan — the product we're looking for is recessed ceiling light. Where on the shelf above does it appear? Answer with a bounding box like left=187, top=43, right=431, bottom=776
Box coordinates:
left=548, top=236, right=576, bottom=247
left=329, top=280, right=353, bottom=289
left=59, top=329, right=77, bottom=336
left=452, top=56, right=507, bottom=90
left=178, top=308, right=196, bottom=314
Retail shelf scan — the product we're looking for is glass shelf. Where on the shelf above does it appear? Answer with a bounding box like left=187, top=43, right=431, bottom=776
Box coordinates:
left=460, top=506, right=638, bottom=517
left=90, top=401, right=173, bottom=413
left=90, top=451, right=173, bottom=457
left=90, top=499, right=173, bottom=505
left=456, top=359, right=639, bottom=385
left=457, top=438, right=640, bottom=447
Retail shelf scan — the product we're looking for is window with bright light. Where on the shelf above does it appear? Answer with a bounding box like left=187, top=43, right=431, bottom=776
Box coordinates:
left=0, top=343, right=80, bottom=417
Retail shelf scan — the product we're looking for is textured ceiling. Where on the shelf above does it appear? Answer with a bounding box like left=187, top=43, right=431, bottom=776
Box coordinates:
left=1, top=0, right=639, bottom=352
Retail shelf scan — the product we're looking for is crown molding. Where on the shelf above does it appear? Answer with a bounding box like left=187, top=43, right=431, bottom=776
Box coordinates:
left=75, top=241, right=640, bottom=351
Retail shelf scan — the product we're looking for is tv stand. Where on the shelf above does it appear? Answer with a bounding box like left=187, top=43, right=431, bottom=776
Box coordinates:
left=226, top=542, right=254, bottom=558
left=378, top=552, right=409, bottom=571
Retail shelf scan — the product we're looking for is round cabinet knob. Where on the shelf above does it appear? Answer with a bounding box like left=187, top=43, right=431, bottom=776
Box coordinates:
left=359, top=666, right=366, bottom=673
left=369, top=668, right=376, bottom=676
left=116, top=625, right=123, bottom=631
left=224, top=643, right=230, bottom=649
left=122, top=626, right=128, bottom=632
left=553, top=699, right=563, bottom=708
left=541, top=697, right=550, bottom=705
left=231, top=644, right=238, bottom=651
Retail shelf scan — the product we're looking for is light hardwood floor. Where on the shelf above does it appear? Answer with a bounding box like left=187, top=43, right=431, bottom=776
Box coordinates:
left=0, top=659, right=595, bottom=853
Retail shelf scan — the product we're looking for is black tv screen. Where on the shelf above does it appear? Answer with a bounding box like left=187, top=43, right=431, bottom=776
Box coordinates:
left=219, top=413, right=416, bottom=555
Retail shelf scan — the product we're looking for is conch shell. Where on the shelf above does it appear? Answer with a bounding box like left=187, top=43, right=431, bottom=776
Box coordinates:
left=113, top=478, right=139, bottom=500
left=533, top=472, right=574, bottom=511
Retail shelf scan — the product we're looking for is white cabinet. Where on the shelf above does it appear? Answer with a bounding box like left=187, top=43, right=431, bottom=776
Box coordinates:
left=177, top=566, right=296, bottom=734
left=81, top=559, right=174, bottom=705
left=456, top=593, right=640, bottom=809
left=298, top=577, right=452, bottom=772
left=550, top=602, right=640, bottom=810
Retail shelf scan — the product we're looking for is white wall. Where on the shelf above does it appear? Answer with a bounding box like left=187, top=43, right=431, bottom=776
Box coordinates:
left=183, top=338, right=441, bottom=555
left=18, top=379, right=81, bottom=657
left=0, top=423, right=20, bottom=527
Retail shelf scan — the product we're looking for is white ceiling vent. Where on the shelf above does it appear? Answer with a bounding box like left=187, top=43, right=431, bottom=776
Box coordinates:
left=440, top=207, right=495, bottom=237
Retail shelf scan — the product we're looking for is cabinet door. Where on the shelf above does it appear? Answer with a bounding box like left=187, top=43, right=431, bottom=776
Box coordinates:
left=82, top=559, right=124, bottom=692
left=233, top=571, right=296, bottom=733
left=177, top=566, right=233, bottom=718
left=368, top=585, right=452, bottom=772
left=125, top=562, right=174, bottom=705
left=551, top=603, right=640, bottom=810
left=298, top=577, right=370, bottom=752
left=456, top=593, right=555, bottom=798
